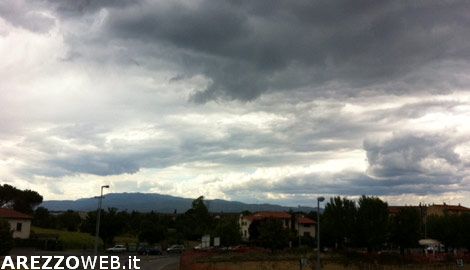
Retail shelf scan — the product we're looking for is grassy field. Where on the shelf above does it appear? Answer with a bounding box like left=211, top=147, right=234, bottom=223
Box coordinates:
left=31, top=227, right=101, bottom=250
left=31, top=227, right=139, bottom=250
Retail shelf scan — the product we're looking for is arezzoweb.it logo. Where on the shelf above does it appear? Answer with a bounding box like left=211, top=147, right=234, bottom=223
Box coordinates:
left=0, top=256, right=141, bottom=270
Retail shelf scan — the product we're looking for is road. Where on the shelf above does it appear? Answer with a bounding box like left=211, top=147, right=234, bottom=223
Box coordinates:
left=139, top=255, right=180, bottom=270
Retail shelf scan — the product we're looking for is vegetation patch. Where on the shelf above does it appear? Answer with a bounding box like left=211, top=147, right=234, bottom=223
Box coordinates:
left=31, top=226, right=101, bottom=250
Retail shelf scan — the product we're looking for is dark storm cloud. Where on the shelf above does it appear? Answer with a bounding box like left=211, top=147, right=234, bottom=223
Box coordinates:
left=61, top=0, right=470, bottom=101
left=22, top=0, right=468, bottom=101
left=364, top=132, right=463, bottom=179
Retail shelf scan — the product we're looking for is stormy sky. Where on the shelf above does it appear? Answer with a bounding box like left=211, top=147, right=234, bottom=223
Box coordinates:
left=1, top=0, right=470, bottom=206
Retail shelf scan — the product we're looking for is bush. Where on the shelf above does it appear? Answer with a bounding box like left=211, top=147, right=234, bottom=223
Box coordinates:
left=254, top=219, right=290, bottom=251
left=0, top=218, right=14, bottom=255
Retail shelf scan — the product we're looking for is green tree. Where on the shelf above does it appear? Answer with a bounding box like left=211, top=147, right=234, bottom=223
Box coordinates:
left=389, top=207, right=421, bottom=255
left=101, top=209, right=127, bottom=245
left=0, top=184, right=43, bottom=213
left=80, top=208, right=126, bottom=246
left=427, top=214, right=461, bottom=251
left=256, top=219, right=289, bottom=251
left=460, top=213, right=470, bottom=249
left=57, top=210, right=82, bottom=231
left=139, top=220, right=166, bottom=244
left=0, top=184, right=17, bottom=207
left=248, top=219, right=262, bottom=241
left=0, top=218, right=13, bottom=255
left=321, top=196, right=356, bottom=249
left=176, top=196, right=212, bottom=240
left=33, top=207, right=57, bottom=229
left=355, top=196, right=389, bottom=251
left=213, top=217, right=242, bottom=246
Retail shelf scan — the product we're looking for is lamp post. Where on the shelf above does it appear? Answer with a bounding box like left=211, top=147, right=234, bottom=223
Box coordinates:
left=94, top=185, right=109, bottom=256
left=316, top=196, right=325, bottom=270
left=298, top=205, right=301, bottom=247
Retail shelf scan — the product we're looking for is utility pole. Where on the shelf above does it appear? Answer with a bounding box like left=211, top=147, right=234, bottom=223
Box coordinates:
left=316, top=197, right=324, bottom=270
left=94, top=185, right=109, bottom=256
left=298, top=205, right=301, bottom=247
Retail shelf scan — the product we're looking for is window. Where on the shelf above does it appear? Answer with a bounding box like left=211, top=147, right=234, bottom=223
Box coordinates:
left=16, top=222, right=22, bottom=232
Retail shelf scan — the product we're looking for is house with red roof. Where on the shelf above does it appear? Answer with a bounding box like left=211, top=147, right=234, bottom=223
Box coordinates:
left=295, top=216, right=316, bottom=238
left=239, top=211, right=316, bottom=241
left=0, top=208, right=33, bottom=239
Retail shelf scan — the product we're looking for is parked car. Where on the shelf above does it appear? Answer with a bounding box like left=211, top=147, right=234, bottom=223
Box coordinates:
left=426, top=245, right=444, bottom=253
left=106, top=245, right=127, bottom=253
left=228, top=245, right=248, bottom=252
left=166, top=244, right=185, bottom=253
left=138, top=246, right=162, bottom=255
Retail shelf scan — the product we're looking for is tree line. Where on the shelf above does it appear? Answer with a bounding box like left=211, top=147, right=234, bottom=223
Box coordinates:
left=32, top=196, right=242, bottom=248
left=321, top=196, right=470, bottom=254
left=2, top=184, right=469, bottom=255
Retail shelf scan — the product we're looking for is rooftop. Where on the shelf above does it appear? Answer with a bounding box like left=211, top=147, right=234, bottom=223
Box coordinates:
left=388, top=203, right=470, bottom=215
left=0, top=208, right=33, bottom=220
left=244, top=211, right=291, bottom=221
left=298, top=216, right=316, bottom=224
left=430, top=204, right=470, bottom=211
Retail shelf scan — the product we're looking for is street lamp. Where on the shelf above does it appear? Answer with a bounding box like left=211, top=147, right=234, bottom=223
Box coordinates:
left=316, top=196, right=325, bottom=270
left=94, top=185, right=109, bottom=256
left=298, top=205, right=301, bottom=247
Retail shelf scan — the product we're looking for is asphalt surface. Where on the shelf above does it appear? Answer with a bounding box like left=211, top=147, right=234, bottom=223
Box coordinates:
left=139, top=256, right=180, bottom=270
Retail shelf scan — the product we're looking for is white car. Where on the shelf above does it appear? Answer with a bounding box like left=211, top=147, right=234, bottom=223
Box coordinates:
left=166, top=245, right=185, bottom=253
left=107, top=245, right=127, bottom=253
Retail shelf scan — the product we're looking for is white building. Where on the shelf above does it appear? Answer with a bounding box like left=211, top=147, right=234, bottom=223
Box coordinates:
left=0, top=208, right=33, bottom=239
left=294, top=216, right=316, bottom=238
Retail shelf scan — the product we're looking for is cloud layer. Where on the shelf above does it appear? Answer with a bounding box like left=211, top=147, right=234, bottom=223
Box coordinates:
left=62, top=0, right=470, bottom=101
left=1, top=0, right=470, bottom=206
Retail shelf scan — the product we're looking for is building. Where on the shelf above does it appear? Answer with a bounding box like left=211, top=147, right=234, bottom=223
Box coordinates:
left=0, top=208, right=33, bottom=239
left=239, top=211, right=291, bottom=240
left=388, top=203, right=470, bottom=218
left=295, top=216, right=316, bottom=238
left=388, top=205, right=426, bottom=218
left=239, top=211, right=316, bottom=241
left=426, top=203, right=470, bottom=216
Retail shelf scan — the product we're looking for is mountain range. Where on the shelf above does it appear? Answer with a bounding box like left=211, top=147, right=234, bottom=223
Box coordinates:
left=41, top=193, right=316, bottom=213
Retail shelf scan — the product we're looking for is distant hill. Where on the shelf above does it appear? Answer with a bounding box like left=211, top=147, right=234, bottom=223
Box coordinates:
left=41, top=192, right=316, bottom=213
